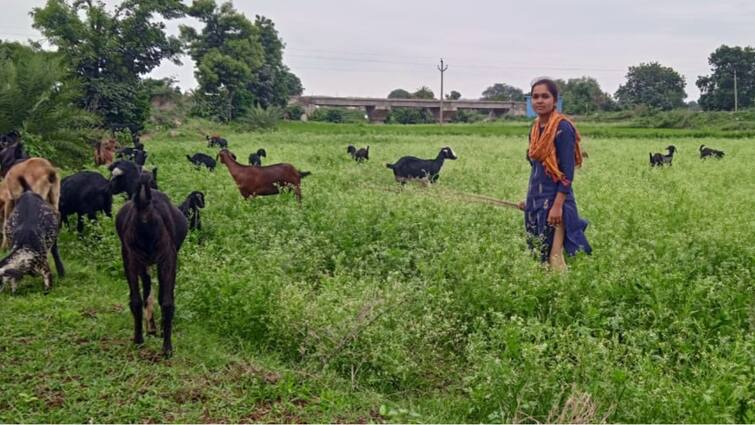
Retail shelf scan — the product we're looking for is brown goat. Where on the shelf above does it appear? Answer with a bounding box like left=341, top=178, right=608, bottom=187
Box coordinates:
left=1, top=158, right=60, bottom=248
left=217, top=149, right=310, bottom=203
left=94, top=139, right=118, bottom=166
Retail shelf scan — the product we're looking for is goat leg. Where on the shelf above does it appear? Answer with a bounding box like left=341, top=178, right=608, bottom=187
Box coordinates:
left=124, top=257, right=144, bottom=345
left=157, top=260, right=177, bottom=358
left=39, top=260, right=53, bottom=293
left=141, top=270, right=157, bottom=336
left=51, top=242, right=65, bottom=278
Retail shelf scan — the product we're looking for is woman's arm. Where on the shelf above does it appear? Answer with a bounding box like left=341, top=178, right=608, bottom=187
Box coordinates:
left=548, top=121, right=577, bottom=225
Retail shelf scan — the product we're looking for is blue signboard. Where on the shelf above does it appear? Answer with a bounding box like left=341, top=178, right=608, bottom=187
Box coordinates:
left=525, top=95, right=563, bottom=117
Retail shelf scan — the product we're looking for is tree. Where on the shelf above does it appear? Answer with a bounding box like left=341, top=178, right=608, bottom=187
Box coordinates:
left=446, top=90, right=462, bottom=100
left=0, top=41, right=97, bottom=166
left=615, top=62, right=686, bottom=110
left=697, top=45, right=755, bottom=111
left=559, top=77, right=616, bottom=114
left=412, top=86, right=435, bottom=99
left=388, top=88, right=412, bottom=99
left=481, top=83, right=525, bottom=101
left=181, top=1, right=301, bottom=121
left=32, top=0, right=185, bottom=132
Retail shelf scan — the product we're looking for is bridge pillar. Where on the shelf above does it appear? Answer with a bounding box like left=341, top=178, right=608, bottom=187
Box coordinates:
left=487, top=108, right=508, bottom=120
left=365, top=106, right=390, bottom=123
left=431, top=107, right=457, bottom=123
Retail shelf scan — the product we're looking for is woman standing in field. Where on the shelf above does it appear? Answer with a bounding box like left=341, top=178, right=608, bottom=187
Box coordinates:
left=518, top=78, right=592, bottom=270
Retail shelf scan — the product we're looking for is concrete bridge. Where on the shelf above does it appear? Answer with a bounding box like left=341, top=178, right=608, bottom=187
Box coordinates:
left=289, top=96, right=526, bottom=123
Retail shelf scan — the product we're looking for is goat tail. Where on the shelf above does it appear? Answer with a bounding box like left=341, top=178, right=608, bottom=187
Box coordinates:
left=18, top=176, right=31, bottom=192
left=299, top=171, right=312, bottom=178
left=386, top=163, right=394, bottom=169
left=186, top=155, right=193, bottom=162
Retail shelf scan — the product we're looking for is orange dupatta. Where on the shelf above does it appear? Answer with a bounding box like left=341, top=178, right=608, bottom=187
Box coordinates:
left=528, top=111, right=583, bottom=184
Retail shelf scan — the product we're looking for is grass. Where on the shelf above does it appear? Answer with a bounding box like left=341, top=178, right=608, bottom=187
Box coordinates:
left=0, top=121, right=753, bottom=423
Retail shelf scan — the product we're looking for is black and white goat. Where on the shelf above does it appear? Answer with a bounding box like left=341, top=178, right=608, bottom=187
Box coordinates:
left=347, top=145, right=369, bottom=162
left=115, top=175, right=188, bottom=358
left=0, top=177, right=64, bottom=294
left=649, top=145, right=676, bottom=167
left=386, top=146, right=458, bottom=184
left=178, top=191, right=205, bottom=230
left=186, top=153, right=216, bottom=171
left=59, top=171, right=113, bottom=233
left=0, top=130, right=21, bottom=149
left=109, top=160, right=158, bottom=199
left=699, top=145, right=725, bottom=159
left=248, top=149, right=267, bottom=167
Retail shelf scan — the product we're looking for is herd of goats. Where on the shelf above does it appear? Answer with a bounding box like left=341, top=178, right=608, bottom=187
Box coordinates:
left=0, top=130, right=465, bottom=358
left=0, top=128, right=727, bottom=357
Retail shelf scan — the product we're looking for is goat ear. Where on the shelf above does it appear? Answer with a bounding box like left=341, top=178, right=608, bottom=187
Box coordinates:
left=136, top=181, right=151, bottom=208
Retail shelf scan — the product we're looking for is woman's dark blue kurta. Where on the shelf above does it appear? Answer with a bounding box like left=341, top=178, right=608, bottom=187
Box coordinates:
left=525, top=120, right=592, bottom=262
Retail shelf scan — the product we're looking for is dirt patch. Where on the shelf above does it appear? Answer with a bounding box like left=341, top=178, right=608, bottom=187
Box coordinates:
left=36, top=385, right=65, bottom=409
left=81, top=307, right=98, bottom=319
left=226, top=360, right=281, bottom=384
left=172, top=386, right=208, bottom=404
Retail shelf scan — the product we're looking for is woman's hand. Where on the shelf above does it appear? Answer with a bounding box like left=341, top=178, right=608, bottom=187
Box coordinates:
left=517, top=201, right=526, bottom=211
left=548, top=192, right=566, bottom=226
left=547, top=204, right=563, bottom=226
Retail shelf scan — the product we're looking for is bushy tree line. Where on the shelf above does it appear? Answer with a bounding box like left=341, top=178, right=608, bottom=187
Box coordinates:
left=26, top=0, right=301, bottom=134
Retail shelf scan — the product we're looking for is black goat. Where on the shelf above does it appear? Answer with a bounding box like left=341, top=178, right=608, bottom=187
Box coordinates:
left=133, top=149, right=148, bottom=167
left=206, top=135, right=228, bottom=149
left=347, top=145, right=369, bottom=162
left=0, top=130, right=21, bottom=149
left=186, top=153, right=216, bottom=171
left=178, top=191, right=205, bottom=230
left=649, top=145, right=676, bottom=167
left=59, top=171, right=113, bottom=234
left=0, top=142, right=29, bottom=177
left=0, top=176, right=64, bottom=294
left=116, top=147, right=147, bottom=165
left=115, top=175, right=188, bottom=358
left=386, top=146, right=458, bottom=184
left=109, top=160, right=158, bottom=199
left=699, top=145, right=725, bottom=159
left=248, top=149, right=267, bottom=167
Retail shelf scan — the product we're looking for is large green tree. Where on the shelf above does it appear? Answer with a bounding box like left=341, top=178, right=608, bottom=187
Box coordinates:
left=481, top=83, right=525, bottom=101
left=32, top=0, right=185, bottom=133
left=615, top=62, right=686, bottom=110
left=180, top=1, right=301, bottom=121
left=697, top=45, right=755, bottom=111
left=559, top=77, right=616, bottom=114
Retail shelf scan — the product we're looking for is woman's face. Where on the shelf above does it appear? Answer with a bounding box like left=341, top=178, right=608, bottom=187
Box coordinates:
left=531, top=84, right=555, bottom=116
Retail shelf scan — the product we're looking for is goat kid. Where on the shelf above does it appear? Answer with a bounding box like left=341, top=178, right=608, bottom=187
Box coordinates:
left=186, top=153, right=216, bottom=171
left=386, top=146, right=458, bottom=185
left=347, top=145, right=369, bottom=162
left=178, top=191, right=205, bottom=230
left=699, top=144, right=725, bottom=159
left=248, top=148, right=267, bottom=167
left=217, top=149, right=310, bottom=203
left=649, top=145, right=676, bottom=167
left=206, top=135, right=228, bottom=149
left=0, top=176, right=64, bottom=294
left=115, top=175, right=188, bottom=358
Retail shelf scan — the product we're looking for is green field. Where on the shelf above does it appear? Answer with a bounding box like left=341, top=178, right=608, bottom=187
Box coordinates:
left=1, top=123, right=753, bottom=423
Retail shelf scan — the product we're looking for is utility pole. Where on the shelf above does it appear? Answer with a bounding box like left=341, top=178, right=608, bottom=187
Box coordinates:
left=733, top=69, right=738, bottom=112
left=437, top=58, right=448, bottom=124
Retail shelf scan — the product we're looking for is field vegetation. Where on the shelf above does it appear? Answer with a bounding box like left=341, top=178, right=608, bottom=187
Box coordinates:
left=0, top=122, right=752, bottom=423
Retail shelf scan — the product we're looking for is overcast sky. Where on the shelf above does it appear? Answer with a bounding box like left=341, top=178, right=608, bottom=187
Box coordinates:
left=2, top=0, right=753, bottom=101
